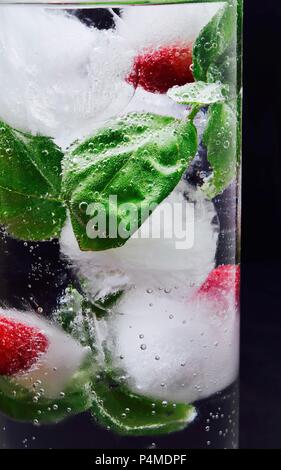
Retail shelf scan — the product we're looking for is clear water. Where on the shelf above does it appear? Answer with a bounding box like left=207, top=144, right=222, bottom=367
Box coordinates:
left=0, top=2, right=241, bottom=449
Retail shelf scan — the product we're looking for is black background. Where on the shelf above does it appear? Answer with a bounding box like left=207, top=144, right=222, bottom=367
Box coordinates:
left=240, top=0, right=281, bottom=449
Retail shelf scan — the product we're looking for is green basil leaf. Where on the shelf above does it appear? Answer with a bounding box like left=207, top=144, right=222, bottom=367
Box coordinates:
left=236, top=0, right=243, bottom=93
left=202, top=102, right=237, bottom=198
left=91, top=373, right=196, bottom=436
left=0, top=122, right=66, bottom=241
left=168, top=81, right=227, bottom=106
left=193, top=2, right=237, bottom=83
left=62, top=113, right=197, bottom=251
left=236, top=90, right=242, bottom=166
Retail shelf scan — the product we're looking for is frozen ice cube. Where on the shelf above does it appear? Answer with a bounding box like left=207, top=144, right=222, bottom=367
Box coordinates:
left=124, top=88, right=208, bottom=141
left=60, top=183, right=218, bottom=301
left=0, top=7, right=135, bottom=145
left=116, top=3, right=224, bottom=51
left=0, top=308, right=90, bottom=399
left=124, top=88, right=186, bottom=120
left=105, top=291, right=239, bottom=404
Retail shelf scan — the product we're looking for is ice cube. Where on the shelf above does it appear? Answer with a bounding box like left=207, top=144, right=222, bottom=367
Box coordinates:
left=0, top=308, right=90, bottom=399
left=124, top=81, right=208, bottom=138
left=60, top=183, right=218, bottom=301
left=0, top=7, right=135, bottom=145
left=124, top=88, right=186, bottom=120
left=105, top=290, right=239, bottom=404
left=116, top=3, right=224, bottom=51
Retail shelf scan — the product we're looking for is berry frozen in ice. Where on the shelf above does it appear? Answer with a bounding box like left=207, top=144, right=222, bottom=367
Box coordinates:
left=0, top=309, right=90, bottom=399
left=0, top=316, right=48, bottom=376
left=127, top=43, right=194, bottom=94
left=118, top=3, right=224, bottom=94
left=0, top=308, right=94, bottom=423
left=197, top=264, right=240, bottom=309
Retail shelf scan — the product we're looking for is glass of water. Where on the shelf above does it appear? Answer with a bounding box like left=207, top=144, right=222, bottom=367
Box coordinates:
left=0, top=0, right=242, bottom=449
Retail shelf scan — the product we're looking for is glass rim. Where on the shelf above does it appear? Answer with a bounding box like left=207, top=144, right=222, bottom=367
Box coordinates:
left=0, top=0, right=230, bottom=5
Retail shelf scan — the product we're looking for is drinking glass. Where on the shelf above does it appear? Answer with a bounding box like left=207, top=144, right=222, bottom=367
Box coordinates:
left=0, top=0, right=242, bottom=449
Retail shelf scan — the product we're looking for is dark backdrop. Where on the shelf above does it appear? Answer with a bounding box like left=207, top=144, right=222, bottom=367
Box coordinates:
left=240, top=0, right=281, bottom=449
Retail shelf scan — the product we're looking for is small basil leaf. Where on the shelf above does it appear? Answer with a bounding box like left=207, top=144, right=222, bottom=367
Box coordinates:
left=193, top=2, right=236, bottom=83
left=54, top=286, right=108, bottom=361
left=202, top=102, right=237, bottom=199
left=91, top=373, right=196, bottom=436
left=62, top=113, right=197, bottom=251
left=0, top=122, right=66, bottom=240
left=168, top=81, right=227, bottom=106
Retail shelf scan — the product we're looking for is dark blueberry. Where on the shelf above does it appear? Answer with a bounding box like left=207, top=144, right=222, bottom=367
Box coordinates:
left=213, top=182, right=239, bottom=266
left=185, top=142, right=212, bottom=187
left=69, top=8, right=120, bottom=30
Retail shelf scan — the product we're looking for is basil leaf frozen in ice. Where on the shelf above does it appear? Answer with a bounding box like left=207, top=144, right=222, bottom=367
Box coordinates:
left=193, top=2, right=237, bottom=84
left=91, top=373, right=196, bottom=436
left=0, top=356, right=93, bottom=424
left=206, top=52, right=237, bottom=97
left=168, top=81, right=227, bottom=106
left=54, top=286, right=109, bottom=358
left=202, top=102, right=237, bottom=199
left=0, top=122, right=66, bottom=241
left=62, top=113, right=197, bottom=251
left=55, top=287, right=196, bottom=436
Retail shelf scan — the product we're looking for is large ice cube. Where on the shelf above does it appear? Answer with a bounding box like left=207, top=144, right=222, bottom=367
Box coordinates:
left=60, top=184, right=218, bottom=301
left=104, top=290, right=239, bottom=404
left=116, top=3, right=224, bottom=51
left=0, top=7, right=135, bottom=144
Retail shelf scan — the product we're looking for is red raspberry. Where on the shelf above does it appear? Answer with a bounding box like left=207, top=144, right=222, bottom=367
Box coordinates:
left=0, top=315, right=48, bottom=376
left=127, top=43, right=194, bottom=94
left=197, top=265, right=240, bottom=309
